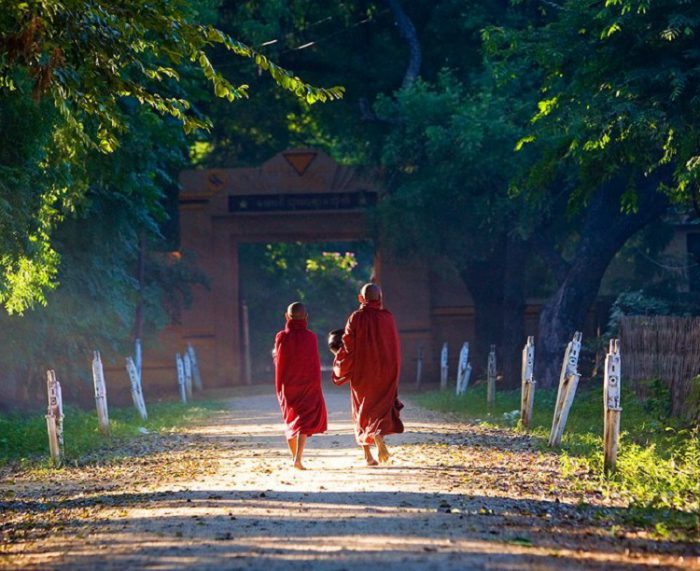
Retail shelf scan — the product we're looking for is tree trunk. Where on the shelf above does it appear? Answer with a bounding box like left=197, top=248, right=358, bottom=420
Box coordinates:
left=458, top=235, right=528, bottom=384
left=501, top=236, right=528, bottom=389
left=460, top=259, right=503, bottom=376
left=537, top=255, right=613, bottom=388
left=384, top=0, right=421, bottom=88
left=535, top=176, right=669, bottom=388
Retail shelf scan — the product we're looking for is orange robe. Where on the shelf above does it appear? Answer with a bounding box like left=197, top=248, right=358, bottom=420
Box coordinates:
left=274, top=318, right=327, bottom=439
left=332, top=300, right=404, bottom=444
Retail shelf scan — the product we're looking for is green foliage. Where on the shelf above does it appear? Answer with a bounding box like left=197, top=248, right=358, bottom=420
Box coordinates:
left=416, top=384, right=700, bottom=537
left=685, top=375, right=700, bottom=425
left=0, top=399, right=228, bottom=467
left=0, top=0, right=343, bottom=140
left=197, top=1, right=401, bottom=167
left=606, top=288, right=700, bottom=339
left=239, top=241, right=373, bottom=375
left=0, top=106, right=205, bottom=402
left=486, top=0, right=700, bottom=207
left=375, top=71, right=533, bottom=266
left=0, top=0, right=343, bottom=313
left=0, top=88, right=69, bottom=312
left=606, top=291, right=673, bottom=335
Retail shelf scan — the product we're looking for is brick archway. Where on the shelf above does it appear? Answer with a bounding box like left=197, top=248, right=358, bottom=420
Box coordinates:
left=163, top=149, right=435, bottom=388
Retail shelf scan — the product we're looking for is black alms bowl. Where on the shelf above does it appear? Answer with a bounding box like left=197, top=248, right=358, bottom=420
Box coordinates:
left=327, top=329, right=344, bottom=353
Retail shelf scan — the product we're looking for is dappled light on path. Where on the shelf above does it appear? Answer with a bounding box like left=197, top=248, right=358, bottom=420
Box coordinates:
left=1, top=391, right=697, bottom=570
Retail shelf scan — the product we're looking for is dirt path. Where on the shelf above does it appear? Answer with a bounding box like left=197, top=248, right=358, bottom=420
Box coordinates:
left=1, top=389, right=698, bottom=570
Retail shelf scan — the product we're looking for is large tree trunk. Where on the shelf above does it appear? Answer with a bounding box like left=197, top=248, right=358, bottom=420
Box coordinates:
left=501, top=236, right=528, bottom=389
left=536, top=177, right=668, bottom=388
left=459, top=235, right=527, bottom=384
left=460, top=258, right=504, bottom=376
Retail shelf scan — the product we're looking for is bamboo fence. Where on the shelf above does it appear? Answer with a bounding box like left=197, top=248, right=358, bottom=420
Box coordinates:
left=619, top=316, right=700, bottom=418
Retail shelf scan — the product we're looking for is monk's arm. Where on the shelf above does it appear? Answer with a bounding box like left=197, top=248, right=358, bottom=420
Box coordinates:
left=273, top=332, right=285, bottom=394
left=273, top=332, right=284, bottom=365
left=332, top=314, right=356, bottom=385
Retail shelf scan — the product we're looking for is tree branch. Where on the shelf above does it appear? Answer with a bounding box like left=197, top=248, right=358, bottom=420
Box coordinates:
left=384, top=0, right=421, bottom=88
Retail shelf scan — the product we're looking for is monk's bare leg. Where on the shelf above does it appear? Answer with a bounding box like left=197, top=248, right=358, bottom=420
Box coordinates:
left=294, top=434, right=307, bottom=470
left=375, top=434, right=390, bottom=463
left=363, top=445, right=378, bottom=466
left=286, top=437, right=298, bottom=460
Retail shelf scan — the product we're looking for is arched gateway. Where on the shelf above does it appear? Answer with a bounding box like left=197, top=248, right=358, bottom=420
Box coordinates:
left=159, top=148, right=443, bottom=389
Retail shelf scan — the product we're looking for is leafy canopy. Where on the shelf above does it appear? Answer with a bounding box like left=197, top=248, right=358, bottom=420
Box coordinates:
left=0, top=0, right=344, bottom=313
left=485, top=0, right=700, bottom=210
left=0, top=0, right=344, bottom=146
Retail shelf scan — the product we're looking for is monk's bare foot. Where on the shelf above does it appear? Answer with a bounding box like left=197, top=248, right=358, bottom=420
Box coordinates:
left=294, top=461, right=306, bottom=470
left=362, top=445, right=378, bottom=466
left=375, top=436, right=390, bottom=463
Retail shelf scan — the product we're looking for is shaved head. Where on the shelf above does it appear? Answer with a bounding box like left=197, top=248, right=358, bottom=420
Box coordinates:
left=287, top=301, right=307, bottom=320
left=360, top=283, right=382, bottom=301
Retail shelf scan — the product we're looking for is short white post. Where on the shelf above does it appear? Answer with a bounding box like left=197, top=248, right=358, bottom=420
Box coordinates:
left=176, top=353, right=187, bottom=403
left=415, top=346, right=424, bottom=389
left=549, top=331, right=583, bottom=447
left=126, top=357, right=148, bottom=420
left=520, top=336, right=536, bottom=429
left=455, top=342, right=472, bottom=396
left=92, top=351, right=110, bottom=435
left=187, top=343, right=203, bottom=391
left=487, top=345, right=497, bottom=409
left=183, top=351, right=193, bottom=400
left=241, top=300, right=253, bottom=385
left=135, top=338, right=142, bottom=381
left=440, top=342, right=448, bottom=390
left=604, top=339, right=622, bottom=474
left=45, top=370, right=64, bottom=466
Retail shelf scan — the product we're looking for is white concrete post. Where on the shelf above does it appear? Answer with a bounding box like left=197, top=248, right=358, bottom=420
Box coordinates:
left=176, top=353, right=187, bottom=403
left=549, top=331, right=583, bottom=447
left=45, top=370, right=64, bottom=466
left=455, top=342, right=472, bottom=396
left=187, top=343, right=203, bottom=391
left=134, top=338, right=142, bottom=381
left=126, top=356, right=148, bottom=420
left=92, top=351, right=109, bottom=435
left=440, top=342, right=448, bottom=390
left=183, top=351, right=193, bottom=400
left=241, top=300, right=253, bottom=385
left=520, top=336, right=536, bottom=429
left=487, top=345, right=497, bottom=409
left=604, top=339, right=622, bottom=474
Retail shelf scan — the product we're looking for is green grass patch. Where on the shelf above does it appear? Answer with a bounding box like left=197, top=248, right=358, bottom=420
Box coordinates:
left=0, top=399, right=228, bottom=468
left=416, top=382, right=700, bottom=539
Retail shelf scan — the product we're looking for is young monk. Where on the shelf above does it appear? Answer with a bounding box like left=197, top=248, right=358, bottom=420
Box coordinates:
left=331, top=283, right=404, bottom=466
left=273, top=301, right=327, bottom=470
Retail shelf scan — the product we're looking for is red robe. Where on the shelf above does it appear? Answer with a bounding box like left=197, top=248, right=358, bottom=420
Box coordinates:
left=274, top=318, right=328, bottom=439
left=332, top=300, right=404, bottom=445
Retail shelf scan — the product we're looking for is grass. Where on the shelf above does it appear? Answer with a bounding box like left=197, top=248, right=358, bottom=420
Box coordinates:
left=0, top=398, right=228, bottom=469
left=416, top=381, right=700, bottom=540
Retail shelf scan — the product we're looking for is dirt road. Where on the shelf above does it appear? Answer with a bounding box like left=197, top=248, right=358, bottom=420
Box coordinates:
left=1, top=389, right=697, bottom=570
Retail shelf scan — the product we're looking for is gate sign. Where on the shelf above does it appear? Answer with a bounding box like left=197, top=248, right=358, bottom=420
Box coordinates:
left=228, top=191, right=377, bottom=213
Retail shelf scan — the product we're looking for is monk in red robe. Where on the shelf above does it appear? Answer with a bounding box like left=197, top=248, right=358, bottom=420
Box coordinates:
left=274, top=302, right=327, bottom=470
left=332, top=283, right=404, bottom=466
